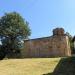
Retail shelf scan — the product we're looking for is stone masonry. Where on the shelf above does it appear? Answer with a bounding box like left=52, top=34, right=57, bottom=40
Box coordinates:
left=21, top=28, right=71, bottom=58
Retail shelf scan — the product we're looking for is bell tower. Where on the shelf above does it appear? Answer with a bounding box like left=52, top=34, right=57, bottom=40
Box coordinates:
left=52, top=28, right=71, bottom=56
left=53, top=28, right=64, bottom=36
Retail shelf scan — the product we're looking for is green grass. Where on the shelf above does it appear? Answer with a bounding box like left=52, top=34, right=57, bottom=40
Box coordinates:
left=0, top=58, right=60, bottom=75
left=44, top=57, right=75, bottom=75
left=0, top=57, right=75, bottom=75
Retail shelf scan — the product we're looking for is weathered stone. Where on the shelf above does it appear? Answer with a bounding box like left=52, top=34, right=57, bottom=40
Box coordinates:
left=53, top=28, right=64, bottom=36
left=21, top=28, right=71, bottom=58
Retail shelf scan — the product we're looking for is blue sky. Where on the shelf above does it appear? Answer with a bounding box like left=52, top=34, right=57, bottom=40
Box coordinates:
left=0, top=0, right=75, bottom=39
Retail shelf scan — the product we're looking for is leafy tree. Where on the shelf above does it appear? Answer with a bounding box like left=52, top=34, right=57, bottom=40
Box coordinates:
left=0, top=12, right=31, bottom=59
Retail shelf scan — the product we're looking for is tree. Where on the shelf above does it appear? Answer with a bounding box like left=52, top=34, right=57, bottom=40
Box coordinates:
left=0, top=12, right=31, bottom=59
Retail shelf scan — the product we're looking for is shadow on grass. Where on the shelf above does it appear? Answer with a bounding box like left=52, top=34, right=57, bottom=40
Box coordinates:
left=43, top=57, right=75, bottom=75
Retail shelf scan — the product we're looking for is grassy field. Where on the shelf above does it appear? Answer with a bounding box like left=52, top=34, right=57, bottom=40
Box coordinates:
left=0, top=58, right=60, bottom=75
left=0, top=57, right=75, bottom=75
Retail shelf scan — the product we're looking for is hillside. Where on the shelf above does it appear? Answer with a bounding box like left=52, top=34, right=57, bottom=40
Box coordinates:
left=0, top=57, right=75, bottom=75
left=44, top=57, right=75, bottom=75
left=0, top=58, right=60, bottom=75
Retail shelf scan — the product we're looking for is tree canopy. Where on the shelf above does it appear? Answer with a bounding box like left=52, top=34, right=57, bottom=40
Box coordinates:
left=0, top=12, right=31, bottom=59
left=0, top=12, right=31, bottom=38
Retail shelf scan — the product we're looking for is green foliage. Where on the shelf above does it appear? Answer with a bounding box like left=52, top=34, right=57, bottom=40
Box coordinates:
left=0, top=12, right=31, bottom=58
left=0, top=45, right=6, bottom=60
left=0, top=12, right=31, bottom=37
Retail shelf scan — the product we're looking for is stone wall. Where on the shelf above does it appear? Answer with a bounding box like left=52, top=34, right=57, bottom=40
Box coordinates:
left=21, top=28, right=71, bottom=58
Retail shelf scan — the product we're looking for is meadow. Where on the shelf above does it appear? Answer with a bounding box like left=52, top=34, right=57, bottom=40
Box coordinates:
left=0, top=58, right=60, bottom=75
left=0, top=57, right=75, bottom=75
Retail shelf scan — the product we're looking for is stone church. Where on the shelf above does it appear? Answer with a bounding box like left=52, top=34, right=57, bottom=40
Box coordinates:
left=21, top=28, right=71, bottom=58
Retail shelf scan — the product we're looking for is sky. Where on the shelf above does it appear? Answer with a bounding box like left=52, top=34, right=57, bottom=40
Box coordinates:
left=0, top=0, right=75, bottom=39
